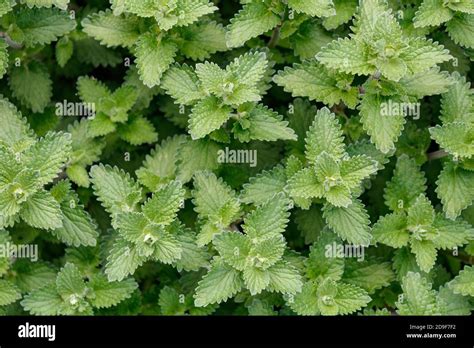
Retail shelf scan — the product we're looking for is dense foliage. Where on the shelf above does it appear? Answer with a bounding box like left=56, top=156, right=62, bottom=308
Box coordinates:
left=1, top=0, right=474, bottom=316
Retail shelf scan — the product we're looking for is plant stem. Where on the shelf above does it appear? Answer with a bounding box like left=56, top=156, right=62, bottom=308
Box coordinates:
left=427, top=149, right=448, bottom=161
left=267, top=25, right=281, bottom=49
left=0, top=32, right=23, bottom=49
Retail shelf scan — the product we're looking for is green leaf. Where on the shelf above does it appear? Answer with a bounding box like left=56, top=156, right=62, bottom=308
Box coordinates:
left=359, top=94, right=405, bottom=154
left=447, top=13, right=474, bottom=49
left=20, top=190, right=63, bottom=230
left=243, top=194, right=290, bottom=241
left=274, top=60, right=359, bottom=109
left=176, top=138, right=220, bottom=183
left=213, top=231, right=251, bottom=271
left=76, top=76, right=111, bottom=105
left=399, top=68, right=453, bottom=98
left=189, top=96, right=232, bottom=139
left=55, top=35, right=73, bottom=67
left=240, top=165, right=286, bottom=206
left=179, top=21, right=226, bottom=60
left=0, top=40, right=8, bottom=79
left=234, top=104, right=297, bottom=142
left=316, top=38, right=372, bottom=76
left=0, top=279, right=21, bottom=306
left=343, top=261, right=395, bottom=293
left=136, top=135, right=186, bottom=191
left=439, top=72, right=473, bottom=124
left=331, top=282, right=371, bottom=315
left=21, top=284, right=63, bottom=315
left=56, top=263, right=86, bottom=299
left=88, top=274, right=138, bottom=309
left=430, top=122, right=474, bottom=158
left=242, top=267, right=270, bottom=295
left=105, top=236, right=145, bottom=281
left=402, top=38, right=452, bottom=75
left=14, top=7, right=76, bottom=47
left=52, top=188, right=99, bottom=247
left=340, top=155, right=378, bottom=190
left=142, top=181, right=185, bottom=226
left=225, top=1, right=281, bottom=48
left=372, top=212, right=409, bottom=248
left=384, top=155, right=427, bottom=212
left=24, top=131, right=71, bottom=186
left=410, top=239, right=437, bottom=273
left=90, top=164, right=142, bottom=217
left=194, top=259, right=243, bottom=307
left=432, top=215, right=474, bottom=249
left=287, top=0, right=335, bottom=17
left=287, top=167, right=324, bottom=200
left=323, top=200, right=372, bottom=246
left=117, top=114, right=158, bottom=145
left=449, top=265, right=474, bottom=296
left=82, top=10, right=140, bottom=48
left=266, top=261, right=303, bottom=294
left=9, top=63, right=52, bottom=113
left=0, top=97, right=34, bottom=150
left=192, top=171, right=240, bottom=236
left=414, top=0, right=454, bottom=28
left=322, top=0, right=357, bottom=30
left=135, top=33, right=177, bottom=87
left=396, top=272, right=440, bottom=315
left=161, top=64, right=204, bottom=105
left=436, top=162, right=474, bottom=219
left=305, top=107, right=346, bottom=164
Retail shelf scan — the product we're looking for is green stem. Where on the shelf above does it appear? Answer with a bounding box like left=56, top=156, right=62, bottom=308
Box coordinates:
left=427, top=149, right=448, bottom=161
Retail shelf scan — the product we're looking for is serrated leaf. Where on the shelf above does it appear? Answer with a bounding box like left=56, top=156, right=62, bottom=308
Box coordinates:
left=23, top=131, right=71, bottom=186
left=90, top=164, right=142, bottom=217
left=20, top=189, right=63, bottom=230
left=9, top=63, right=52, bottom=113
left=447, top=13, right=474, bottom=49
left=14, top=7, right=75, bottom=47
left=82, top=10, right=140, bottom=48
left=142, top=181, right=185, bottom=226
left=323, top=200, right=372, bottom=246
left=384, top=155, right=427, bottom=212
left=21, top=284, right=63, bottom=315
left=225, top=1, right=281, bottom=48
left=436, top=162, right=474, bottom=219
left=135, top=33, right=177, bottom=88
left=179, top=21, right=226, bottom=60
left=274, top=60, right=359, bottom=109
left=161, top=64, right=204, bottom=105
left=88, top=274, right=137, bottom=309
left=105, top=237, right=145, bottom=282
left=449, top=265, right=474, bottom=296
left=414, top=0, right=454, bottom=28
left=240, top=165, right=286, bottom=205
left=305, top=107, right=346, bottom=164
left=243, top=194, right=290, bottom=241
left=372, top=212, right=409, bottom=248
left=194, top=259, right=243, bottom=307
left=359, top=94, right=405, bottom=154
left=396, top=272, right=440, bottom=315
left=0, top=279, right=21, bottom=306
left=287, top=0, right=335, bottom=17
left=189, top=96, right=232, bottom=139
